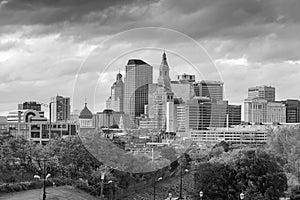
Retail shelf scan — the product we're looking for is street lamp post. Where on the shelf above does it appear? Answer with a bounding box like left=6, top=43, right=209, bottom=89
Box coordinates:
left=178, top=163, right=188, bottom=199
left=240, top=192, right=245, bottom=200
left=100, top=172, right=105, bottom=200
left=153, top=177, right=162, bottom=200
left=199, top=191, right=203, bottom=200
left=34, top=159, right=51, bottom=200
left=168, top=192, right=172, bottom=200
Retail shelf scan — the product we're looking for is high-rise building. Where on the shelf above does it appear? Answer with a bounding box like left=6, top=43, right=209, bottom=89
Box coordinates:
left=248, top=85, right=275, bottom=102
left=51, top=95, right=71, bottom=122
left=106, top=72, right=124, bottom=112
left=152, top=52, right=174, bottom=131
left=281, top=99, right=300, bottom=123
left=18, top=101, right=42, bottom=111
left=124, top=59, right=153, bottom=126
left=194, top=80, right=224, bottom=101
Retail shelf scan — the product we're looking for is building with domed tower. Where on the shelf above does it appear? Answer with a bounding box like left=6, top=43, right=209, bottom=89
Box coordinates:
left=79, top=102, right=96, bottom=129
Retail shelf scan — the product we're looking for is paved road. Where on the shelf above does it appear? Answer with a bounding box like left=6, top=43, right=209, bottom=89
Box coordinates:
left=0, top=186, right=99, bottom=200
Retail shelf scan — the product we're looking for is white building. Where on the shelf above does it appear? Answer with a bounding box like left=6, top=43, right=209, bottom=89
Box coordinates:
left=7, top=109, right=46, bottom=123
left=190, top=125, right=269, bottom=145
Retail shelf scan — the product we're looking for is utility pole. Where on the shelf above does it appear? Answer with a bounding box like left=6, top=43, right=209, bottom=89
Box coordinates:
left=153, top=175, right=156, bottom=200
left=297, top=160, right=300, bottom=184
left=42, top=158, right=46, bottom=200
left=179, top=164, right=183, bottom=199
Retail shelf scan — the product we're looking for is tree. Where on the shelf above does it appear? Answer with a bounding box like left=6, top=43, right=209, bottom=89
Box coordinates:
left=194, top=149, right=288, bottom=200
left=267, top=126, right=300, bottom=190
left=160, top=146, right=178, bottom=162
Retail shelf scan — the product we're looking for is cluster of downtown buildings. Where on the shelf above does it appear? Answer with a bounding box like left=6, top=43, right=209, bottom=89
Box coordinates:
left=1, top=52, right=300, bottom=146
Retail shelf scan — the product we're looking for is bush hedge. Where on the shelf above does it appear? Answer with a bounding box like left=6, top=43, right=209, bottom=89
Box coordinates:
left=0, top=180, right=53, bottom=193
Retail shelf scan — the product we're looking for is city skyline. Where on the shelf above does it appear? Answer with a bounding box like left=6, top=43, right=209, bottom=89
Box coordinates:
left=1, top=0, right=300, bottom=118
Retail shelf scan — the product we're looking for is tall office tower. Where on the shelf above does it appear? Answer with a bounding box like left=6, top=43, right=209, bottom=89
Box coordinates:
left=266, top=102, right=286, bottom=123
left=106, top=72, right=124, bottom=112
left=227, top=105, right=242, bottom=126
left=244, top=98, right=267, bottom=123
left=248, top=85, right=275, bottom=102
left=18, top=101, right=42, bottom=111
left=51, top=95, right=71, bottom=122
left=152, top=52, right=174, bottom=131
left=124, top=59, right=153, bottom=126
left=194, top=80, right=224, bottom=101
left=281, top=99, right=300, bottom=123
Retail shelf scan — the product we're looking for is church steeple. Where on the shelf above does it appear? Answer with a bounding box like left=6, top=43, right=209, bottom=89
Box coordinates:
left=158, top=51, right=171, bottom=90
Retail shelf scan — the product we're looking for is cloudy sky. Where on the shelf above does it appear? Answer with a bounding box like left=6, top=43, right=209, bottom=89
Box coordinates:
left=1, top=0, right=300, bottom=119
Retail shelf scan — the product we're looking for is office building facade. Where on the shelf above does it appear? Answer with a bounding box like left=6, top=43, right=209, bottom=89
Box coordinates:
left=7, top=110, right=46, bottom=123
left=177, top=74, right=195, bottom=83
left=248, top=85, right=275, bottom=102
left=106, top=72, right=124, bottom=112
left=18, top=101, right=42, bottom=111
left=194, top=80, right=224, bottom=101
left=227, top=105, right=242, bottom=126
left=124, top=59, right=153, bottom=126
left=282, top=99, right=300, bottom=123
left=244, top=98, right=267, bottom=123
left=51, top=95, right=71, bottom=122
left=266, top=102, right=286, bottom=123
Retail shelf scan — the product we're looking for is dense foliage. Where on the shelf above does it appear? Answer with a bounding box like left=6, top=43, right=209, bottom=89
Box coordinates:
left=266, top=126, right=300, bottom=187
left=194, top=148, right=288, bottom=200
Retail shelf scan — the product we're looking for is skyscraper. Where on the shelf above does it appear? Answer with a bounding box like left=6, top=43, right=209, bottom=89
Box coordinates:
left=124, top=59, right=153, bottom=126
left=51, top=95, right=71, bottom=122
left=194, top=80, right=224, bottom=101
left=153, top=52, right=174, bottom=131
left=106, top=72, right=124, bottom=112
left=248, top=85, right=275, bottom=102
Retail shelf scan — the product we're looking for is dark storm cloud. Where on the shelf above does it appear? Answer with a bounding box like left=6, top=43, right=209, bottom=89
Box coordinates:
left=0, top=0, right=291, bottom=38
left=0, top=0, right=144, bottom=25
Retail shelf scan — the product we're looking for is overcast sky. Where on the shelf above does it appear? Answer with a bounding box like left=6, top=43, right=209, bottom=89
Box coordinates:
left=1, top=0, right=300, bottom=118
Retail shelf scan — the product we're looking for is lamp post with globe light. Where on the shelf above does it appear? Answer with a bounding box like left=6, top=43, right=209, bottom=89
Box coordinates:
left=33, top=158, right=51, bottom=200
left=153, top=176, right=163, bottom=200
left=240, top=192, right=245, bottom=200
left=199, top=191, right=203, bottom=200
left=178, top=165, right=189, bottom=199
